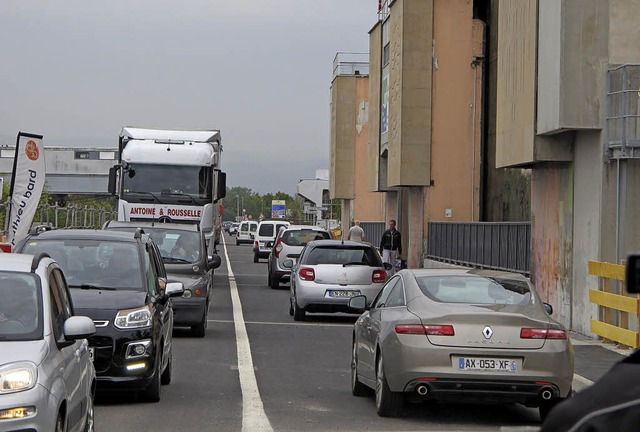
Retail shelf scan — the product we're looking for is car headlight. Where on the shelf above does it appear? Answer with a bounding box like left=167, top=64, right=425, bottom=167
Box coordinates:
left=114, top=306, right=152, bottom=329
left=0, top=362, right=37, bottom=394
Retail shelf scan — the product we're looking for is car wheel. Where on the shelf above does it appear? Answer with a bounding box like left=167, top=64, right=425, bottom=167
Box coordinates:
left=55, top=411, right=65, bottom=432
left=270, top=274, right=279, bottom=289
left=288, top=298, right=294, bottom=316
left=161, top=344, right=173, bottom=385
left=375, top=355, right=403, bottom=417
left=83, top=388, right=95, bottom=432
left=351, top=338, right=369, bottom=397
left=236, top=239, right=239, bottom=246
left=293, top=298, right=306, bottom=321
left=143, top=350, right=162, bottom=402
left=253, top=253, right=259, bottom=263
left=191, top=309, right=207, bottom=338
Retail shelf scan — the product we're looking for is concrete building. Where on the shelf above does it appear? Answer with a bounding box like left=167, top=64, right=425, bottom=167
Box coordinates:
left=0, top=146, right=117, bottom=195
left=330, top=0, right=640, bottom=336
left=329, top=52, right=385, bottom=233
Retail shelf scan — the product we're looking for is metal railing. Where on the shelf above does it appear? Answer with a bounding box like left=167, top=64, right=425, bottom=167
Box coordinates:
left=1, top=200, right=117, bottom=232
left=427, top=221, right=531, bottom=275
left=606, top=64, right=640, bottom=159
left=332, top=52, right=369, bottom=79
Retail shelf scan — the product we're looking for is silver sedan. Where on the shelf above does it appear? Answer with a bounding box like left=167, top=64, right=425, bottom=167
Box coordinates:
left=349, top=268, right=574, bottom=420
left=286, top=240, right=391, bottom=321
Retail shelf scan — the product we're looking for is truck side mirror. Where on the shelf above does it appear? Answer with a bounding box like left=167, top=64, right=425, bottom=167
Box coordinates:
left=214, top=170, right=226, bottom=202
left=626, top=254, right=640, bottom=294
left=108, top=166, right=118, bottom=195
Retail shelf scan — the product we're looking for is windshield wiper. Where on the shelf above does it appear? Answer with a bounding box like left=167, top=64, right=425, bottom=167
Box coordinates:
left=162, top=257, right=190, bottom=264
left=127, top=191, right=161, bottom=203
left=70, top=284, right=117, bottom=291
left=343, top=262, right=368, bottom=267
left=160, top=191, right=199, bottom=205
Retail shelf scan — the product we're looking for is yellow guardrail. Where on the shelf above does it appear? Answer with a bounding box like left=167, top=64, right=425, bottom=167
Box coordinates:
left=588, top=260, right=639, bottom=348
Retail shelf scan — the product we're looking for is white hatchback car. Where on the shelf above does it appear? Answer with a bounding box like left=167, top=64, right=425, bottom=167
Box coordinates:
left=0, top=253, right=96, bottom=432
left=267, top=225, right=331, bottom=289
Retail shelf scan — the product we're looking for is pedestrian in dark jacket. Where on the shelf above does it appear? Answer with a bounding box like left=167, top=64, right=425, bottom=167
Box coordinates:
left=379, top=219, right=402, bottom=273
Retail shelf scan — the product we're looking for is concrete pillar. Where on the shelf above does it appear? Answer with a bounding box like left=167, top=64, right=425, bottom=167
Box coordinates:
left=341, top=199, right=353, bottom=240
left=407, top=187, right=424, bottom=268
left=385, top=191, right=399, bottom=223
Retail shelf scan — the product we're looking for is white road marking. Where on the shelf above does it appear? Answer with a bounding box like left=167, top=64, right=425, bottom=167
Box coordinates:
left=210, top=319, right=354, bottom=328
left=221, top=236, right=274, bottom=432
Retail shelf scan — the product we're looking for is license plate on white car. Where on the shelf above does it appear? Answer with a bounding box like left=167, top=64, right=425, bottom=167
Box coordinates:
left=456, top=357, right=518, bottom=372
left=89, top=347, right=95, bottom=362
left=328, top=290, right=358, bottom=298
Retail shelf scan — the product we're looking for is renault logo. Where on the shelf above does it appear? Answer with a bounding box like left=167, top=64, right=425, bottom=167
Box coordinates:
left=482, top=326, right=493, bottom=339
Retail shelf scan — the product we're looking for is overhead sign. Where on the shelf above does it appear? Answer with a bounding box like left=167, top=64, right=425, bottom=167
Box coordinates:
left=271, top=200, right=286, bottom=218
left=7, top=132, right=46, bottom=246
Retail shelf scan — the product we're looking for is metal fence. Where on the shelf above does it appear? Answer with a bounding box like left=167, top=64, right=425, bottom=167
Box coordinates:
left=427, top=222, right=531, bottom=275
left=360, top=221, right=385, bottom=247
left=1, top=200, right=118, bottom=233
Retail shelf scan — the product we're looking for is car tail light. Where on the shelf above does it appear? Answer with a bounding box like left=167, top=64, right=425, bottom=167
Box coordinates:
left=299, top=267, right=315, bottom=281
left=372, top=270, right=387, bottom=283
left=254, top=241, right=259, bottom=249
left=395, top=324, right=455, bottom=336
left=274, top=239, right=283, bottom=258
left=520, top=328, right=567, bottom=340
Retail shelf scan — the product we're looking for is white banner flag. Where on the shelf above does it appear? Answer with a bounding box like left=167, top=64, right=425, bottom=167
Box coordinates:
left=7, top=132, right=46, bottom=247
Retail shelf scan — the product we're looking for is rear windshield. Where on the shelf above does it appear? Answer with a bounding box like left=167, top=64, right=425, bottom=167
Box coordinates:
left=415, top=275, right=533, bottom=305
left=0, top=272, right=43, bottom=341
left=259, top=224, right=274, bottom=237
left=22, top=240, right=144, bottom=290
left=306, top=246, right=382, bottom=266
left=282, top=229, right=330, bottom=246
left=107, top=227, right=201, bottom=263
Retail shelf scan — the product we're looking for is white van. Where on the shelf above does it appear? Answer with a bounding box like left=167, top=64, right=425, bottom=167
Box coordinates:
left=236, top=220, right=258, bottom=245
left=253, top=219, right=290, bottom=263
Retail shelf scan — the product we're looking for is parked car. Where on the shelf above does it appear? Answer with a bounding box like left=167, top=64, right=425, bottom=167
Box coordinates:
left=0, top=253, right=96, bottom=431
left=15, top=228, right=183, bottom=402
left=267, top=225, right=331, bottom=289
left=236, top=220, right=258, bottom=246
left=103, top=221, right=221, bottom=337
left=253, top=219, right=290, bottom=263
left=286, top=239, right=390, bottom=321
left=348, top=268, right=574, bottom=419
left=228, top=222, right=240, bottom=236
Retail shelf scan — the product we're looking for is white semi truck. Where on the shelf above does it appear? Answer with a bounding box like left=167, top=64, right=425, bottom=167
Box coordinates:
left=108, top=127, right=226, bottom=245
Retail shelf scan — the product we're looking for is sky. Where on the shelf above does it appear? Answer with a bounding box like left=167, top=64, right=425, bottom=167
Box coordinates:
left=0, top=1, right=377, bottom=195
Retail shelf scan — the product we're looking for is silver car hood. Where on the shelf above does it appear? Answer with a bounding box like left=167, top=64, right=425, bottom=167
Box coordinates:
left=0, top=339, right=48, bottom=366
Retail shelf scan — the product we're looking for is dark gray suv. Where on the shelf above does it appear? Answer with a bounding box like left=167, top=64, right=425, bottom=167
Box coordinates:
left=104, top=221, right=221, bottom=337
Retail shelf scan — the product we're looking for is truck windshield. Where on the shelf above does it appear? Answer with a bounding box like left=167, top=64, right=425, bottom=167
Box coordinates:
left=122, top=164, right=212, bottom=200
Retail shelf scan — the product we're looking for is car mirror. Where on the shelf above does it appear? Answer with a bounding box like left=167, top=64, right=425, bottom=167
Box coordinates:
left=64, top=316, right=96, bottom=340
left=165, top=281, right=184, bottom=297
left=543, top=302, right=553, bottom=315
left=348, top=295, right=368, bottom=312
left=208, top=254, right=222, bottom=269
left=383, top=262, right=393, bottom=271
left=282, top=259, right=294, bottom=269
left=626, top=254, right=640, bottom=294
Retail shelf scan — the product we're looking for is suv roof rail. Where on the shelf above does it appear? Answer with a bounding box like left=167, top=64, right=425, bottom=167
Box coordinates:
left=29, top=224, right=54, bottom=236
left=31, top=252, right=51, bottom=272
left=134, top=227, right=145, bottom=239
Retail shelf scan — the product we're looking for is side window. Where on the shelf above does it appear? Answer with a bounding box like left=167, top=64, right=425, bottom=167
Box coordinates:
left=144, top=248, right=159, bottom=297
left=48, top=271, right=66, bottom=341
left=52, top=269, right=74, bottom=316
left=385, top=278, right=406, bottom=308
left=372, top=277, right=399, bottom=309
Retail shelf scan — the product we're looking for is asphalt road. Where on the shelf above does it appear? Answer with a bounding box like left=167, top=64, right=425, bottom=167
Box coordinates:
left=95, top=232, right=543, bottom=431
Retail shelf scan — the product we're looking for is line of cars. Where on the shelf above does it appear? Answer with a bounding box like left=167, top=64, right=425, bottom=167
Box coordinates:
left=234, top=222, right=575, bottom=422
left=0, top=220, right=221, bottom=430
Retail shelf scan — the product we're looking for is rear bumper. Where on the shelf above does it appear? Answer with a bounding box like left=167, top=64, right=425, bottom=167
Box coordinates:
left=172, top=297, right=207, bottom=326
left=404, top=378, right=561, bottom=406
left=295, top=283, right=383, bottom=311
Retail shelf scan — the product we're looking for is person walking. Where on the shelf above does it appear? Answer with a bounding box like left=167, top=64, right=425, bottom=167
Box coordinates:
left=379, top=219, right=402, bottom=272
left=348, top=220, right=365, bottom=242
